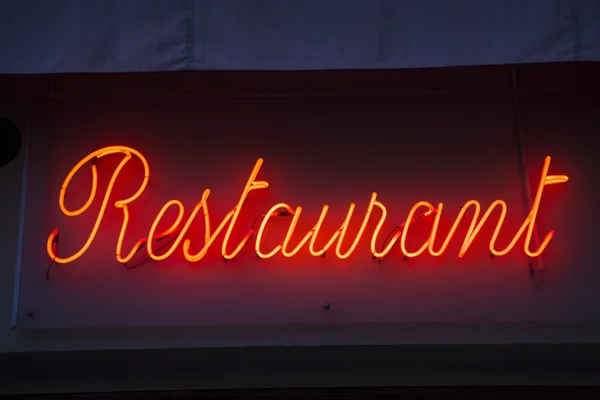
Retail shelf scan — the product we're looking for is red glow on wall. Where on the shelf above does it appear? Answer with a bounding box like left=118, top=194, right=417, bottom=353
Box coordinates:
left=47, top=145, right=568, bottom=265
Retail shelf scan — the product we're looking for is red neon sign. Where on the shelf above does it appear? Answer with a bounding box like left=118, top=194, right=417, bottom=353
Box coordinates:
left=47, top=146, right=568, bottom=265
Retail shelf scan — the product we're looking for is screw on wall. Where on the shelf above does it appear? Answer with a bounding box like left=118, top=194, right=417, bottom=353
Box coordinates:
left=323, top=302, right=331, bottom=311
left=26, top=309, right=34, bottom=317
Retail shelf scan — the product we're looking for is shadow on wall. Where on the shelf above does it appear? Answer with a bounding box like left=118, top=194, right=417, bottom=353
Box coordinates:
left=0, top=117, right=21, bottom=168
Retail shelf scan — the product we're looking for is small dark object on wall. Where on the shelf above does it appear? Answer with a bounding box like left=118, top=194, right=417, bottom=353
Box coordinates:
left=0, top=117, right=21, bottom=168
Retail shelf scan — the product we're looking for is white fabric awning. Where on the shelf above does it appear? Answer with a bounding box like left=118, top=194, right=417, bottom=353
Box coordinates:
left=1, top=0, right=599, bottom=74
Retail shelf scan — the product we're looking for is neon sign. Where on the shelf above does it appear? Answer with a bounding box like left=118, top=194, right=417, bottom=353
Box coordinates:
left=47, top=146, right=568, bottom=265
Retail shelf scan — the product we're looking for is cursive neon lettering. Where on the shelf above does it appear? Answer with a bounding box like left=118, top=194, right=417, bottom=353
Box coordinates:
left=48, top=146, right=152, bottom=264
left=255, top=203, right=295, bottom=258
left=258, top=193, right=379, bottom=259
left=221, top=159, right=269, bottom=260
left=280, top=205, right=313, bottom=258
left=48, top=146, right=568, bottom=265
